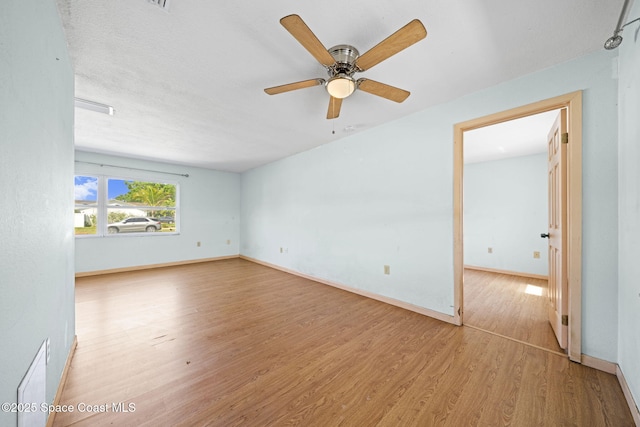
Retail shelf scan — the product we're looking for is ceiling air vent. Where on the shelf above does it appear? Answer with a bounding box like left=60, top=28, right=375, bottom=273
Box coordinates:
left=147, top=0, right=170, bottom=11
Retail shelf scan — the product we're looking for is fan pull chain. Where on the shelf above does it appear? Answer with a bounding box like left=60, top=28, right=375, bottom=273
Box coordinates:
left=332, top=96, right=341, bottom=134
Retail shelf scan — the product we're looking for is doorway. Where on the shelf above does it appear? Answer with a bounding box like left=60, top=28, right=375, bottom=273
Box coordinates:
left=453, top=91, right=583, bottom=362
left=462, top=109, right=562, bottom=354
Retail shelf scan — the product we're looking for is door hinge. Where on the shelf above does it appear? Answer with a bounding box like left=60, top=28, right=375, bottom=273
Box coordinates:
left=562, top=315, right=569, bottom=326
left=561, top=133, right=569, bottom=144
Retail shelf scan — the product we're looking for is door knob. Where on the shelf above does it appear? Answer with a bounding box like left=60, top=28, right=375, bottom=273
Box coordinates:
left=540, top=233, right=550, bottom=238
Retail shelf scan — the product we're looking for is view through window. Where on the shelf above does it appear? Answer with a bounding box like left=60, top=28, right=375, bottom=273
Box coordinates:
left=74, top=175, right=178, bottom=236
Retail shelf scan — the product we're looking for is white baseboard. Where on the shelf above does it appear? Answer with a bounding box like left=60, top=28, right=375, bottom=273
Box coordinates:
left=46, top=336, right=77, bottom=427
left=581, top=354, right=617, bottom=374
left=464, top=265, right=548, bottom=281
left=240, top=255, right=457, bottom=325
left=582, top=355, right=639, bottom=425
left=75, top=255, right=240, bottom=277
left=617, top=365, right=640, bottom=426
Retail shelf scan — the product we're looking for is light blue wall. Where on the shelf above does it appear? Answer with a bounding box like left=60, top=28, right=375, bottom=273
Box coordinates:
left=75, top=152, right=241, bottom=273
left=0, top=0, right=76, bottom=425
left=617, top=0, right=640, bottom=412
left=464, top=154, right=548, bottom=276
left=241, top=48, right=619, bottom=361
left=242, top=130, right=454, bottom=311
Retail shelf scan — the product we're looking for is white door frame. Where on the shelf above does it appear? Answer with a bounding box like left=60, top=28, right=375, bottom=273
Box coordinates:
left=453, top=91, right=583, bottom=362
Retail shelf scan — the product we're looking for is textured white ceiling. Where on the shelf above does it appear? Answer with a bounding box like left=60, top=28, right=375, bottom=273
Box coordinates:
left=57, top=0, right=623, bottom=172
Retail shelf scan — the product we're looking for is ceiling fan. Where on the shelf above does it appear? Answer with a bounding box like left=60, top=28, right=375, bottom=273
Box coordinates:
left=264, top=14, right=427, bottom=119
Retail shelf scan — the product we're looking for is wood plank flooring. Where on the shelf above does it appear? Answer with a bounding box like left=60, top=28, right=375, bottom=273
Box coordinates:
left=463, top=269, right=564, bottom=354
left=53, top=259, right=633, bottom=426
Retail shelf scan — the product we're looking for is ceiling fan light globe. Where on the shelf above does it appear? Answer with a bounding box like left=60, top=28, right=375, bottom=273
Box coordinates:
left=326, top=75, right=355, bottom=99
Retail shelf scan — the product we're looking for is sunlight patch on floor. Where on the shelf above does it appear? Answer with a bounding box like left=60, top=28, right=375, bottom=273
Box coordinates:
left=525, top=284, right=544, bottom=296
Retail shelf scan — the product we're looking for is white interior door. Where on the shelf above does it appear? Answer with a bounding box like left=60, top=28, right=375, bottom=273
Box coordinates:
left=546, top=109, right=568, bottom=349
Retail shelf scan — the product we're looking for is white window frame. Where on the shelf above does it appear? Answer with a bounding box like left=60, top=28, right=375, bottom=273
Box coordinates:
left=74, top=174, right=180, bottom=238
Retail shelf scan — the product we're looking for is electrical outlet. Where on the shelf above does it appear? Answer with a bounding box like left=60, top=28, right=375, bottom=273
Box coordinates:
left=226, top=239, right=231, bottom=245
left=487, top=247, right=493, bottom=254
left=384, top=265, right=390, bottom=275
left=533, top=251, right=541, bottom=259
left=280, top=247, right=283, bottom=253
left=197, top=241, right=201, bottom=247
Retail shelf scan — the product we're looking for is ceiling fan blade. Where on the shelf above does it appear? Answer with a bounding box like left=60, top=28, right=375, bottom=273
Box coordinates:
left=356, top=19, right=427, bottom=71
left=327, top=96, right=342, bottom=119
left=357, top=79, right=410, bottom=103
left=264, top=78, right=325, bottom=95
left=280, top=14, right=336, bottom=67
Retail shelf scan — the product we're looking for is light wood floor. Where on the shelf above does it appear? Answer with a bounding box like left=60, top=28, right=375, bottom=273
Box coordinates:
left=53, top=259, right=633, bottom=426
left=463, top=269, right=564, bottom=354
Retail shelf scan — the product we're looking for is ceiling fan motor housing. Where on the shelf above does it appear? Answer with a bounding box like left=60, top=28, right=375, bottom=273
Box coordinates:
left=328, top=44, right=359, bottom=77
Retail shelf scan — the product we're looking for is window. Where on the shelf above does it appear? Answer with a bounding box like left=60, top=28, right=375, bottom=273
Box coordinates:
left=74, top=176, right=98, bottom=235
left=74, top=175, right=178, bottom=237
